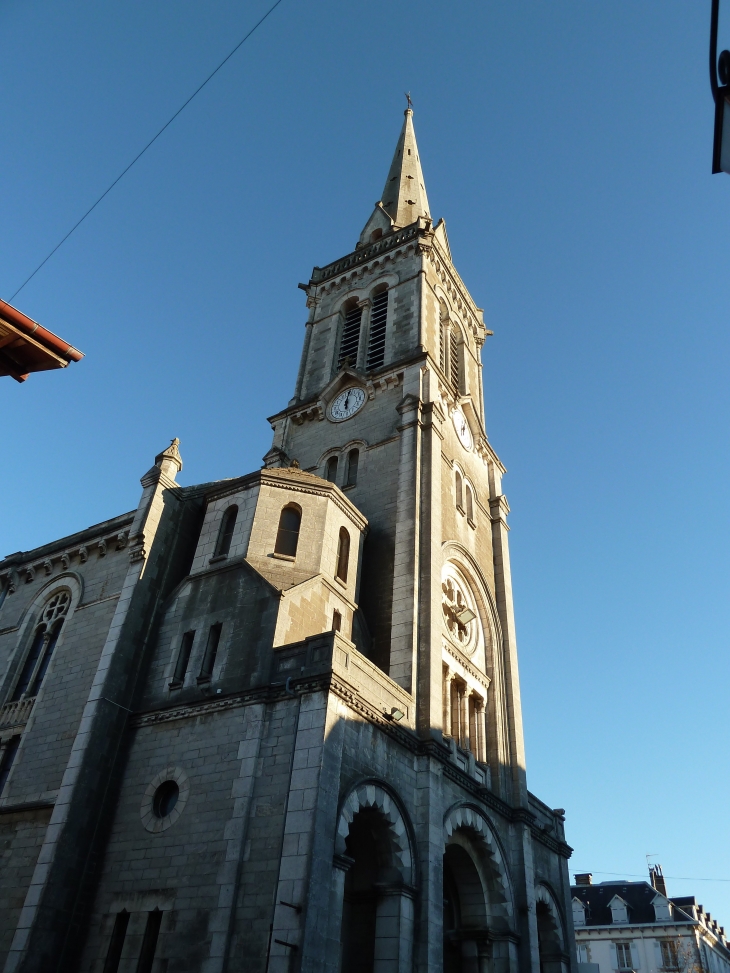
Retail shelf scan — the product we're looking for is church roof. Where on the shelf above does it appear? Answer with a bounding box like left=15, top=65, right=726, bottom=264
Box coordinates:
left=379, top=108, right=431, bottom=229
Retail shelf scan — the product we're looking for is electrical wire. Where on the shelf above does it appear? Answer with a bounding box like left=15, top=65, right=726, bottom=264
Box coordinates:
left=4, top=0, right=287, bottom=304
left=573, top=870, right=730, bottom=884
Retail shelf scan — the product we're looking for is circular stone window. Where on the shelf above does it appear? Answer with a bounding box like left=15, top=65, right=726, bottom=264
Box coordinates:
left=153, top=780, right=179, bottom=818
left=441, top=563, right=482, bottom=657
left=141, top=767, right=189, bottom=833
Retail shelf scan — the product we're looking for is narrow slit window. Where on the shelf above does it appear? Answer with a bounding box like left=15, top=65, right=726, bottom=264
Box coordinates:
left=325, top=456, right=338, bottom=483
left=449, top=326, right=460, bottom=396
left=366, top=289, right=388, bottom=370
left=102, top=910, right=130, bottom=973
left=465, top=484, right=474, bottom=523
left=336, top=527, right=350, bottom=582
left=338, top=304, right=363, bottom=369
left=455, top=471, right=463, bottom=511
left=214, top=505, right=238, bottom=558
left=0, top=736, right=21, bottom=795
left=136, top=909, right=163, bottom=973
left=345, top=449, right=359, bottom=487
left=274, top=505, right=301, bottom=557
left=198, top=623, right=222, bottom=682
left=332, top=610, right=342, bottom=632
left=171, top=630, right=195, bottom=687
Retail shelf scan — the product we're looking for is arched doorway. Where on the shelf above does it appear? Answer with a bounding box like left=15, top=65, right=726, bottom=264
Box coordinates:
left=535, top=885, right=567, bottom=973
left=443, top=842, right=490, bottom=973
left=334, top=783, right=415, bottom=973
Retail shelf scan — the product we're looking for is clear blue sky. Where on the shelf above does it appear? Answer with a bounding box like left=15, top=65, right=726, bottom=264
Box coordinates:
left=3, top=0, right=730, bottom=922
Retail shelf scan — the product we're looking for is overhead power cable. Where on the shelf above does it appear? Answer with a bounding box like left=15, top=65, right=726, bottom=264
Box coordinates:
left=4, top=0, right=286, bottom=304
left=573, top=870, right=730, bottom=884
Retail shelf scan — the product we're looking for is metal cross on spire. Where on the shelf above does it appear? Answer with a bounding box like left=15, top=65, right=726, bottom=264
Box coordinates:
left=405, top=91, right=413, bottom=111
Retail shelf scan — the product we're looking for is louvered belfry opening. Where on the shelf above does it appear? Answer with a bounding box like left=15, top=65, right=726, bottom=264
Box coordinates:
left=338, top=303, right=363, bottom=369
left=366, top=289, right=388, bottom=370
left=449, top=325, right=460, bottom=396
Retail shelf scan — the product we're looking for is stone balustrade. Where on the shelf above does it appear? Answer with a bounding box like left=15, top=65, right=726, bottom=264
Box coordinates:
left=0, top=696, right=35, bottom=730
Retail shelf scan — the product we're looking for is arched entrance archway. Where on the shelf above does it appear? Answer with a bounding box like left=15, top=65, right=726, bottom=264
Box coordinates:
left=333, top=782, right=415, bottom=973
left=443, top=805, right=516, bottom=973
left=535, top=885, right=568, bottom=973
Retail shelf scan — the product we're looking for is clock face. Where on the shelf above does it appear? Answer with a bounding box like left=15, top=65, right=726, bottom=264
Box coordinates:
left=452, top=408, right=473, bottom=450
left=329, top=386, right=366, bottom=422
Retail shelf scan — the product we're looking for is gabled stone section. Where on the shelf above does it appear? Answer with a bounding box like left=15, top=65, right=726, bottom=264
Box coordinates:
left=357, top=202, right=394, bottom=248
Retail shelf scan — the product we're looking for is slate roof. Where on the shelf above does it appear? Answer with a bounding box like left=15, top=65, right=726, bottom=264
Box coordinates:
left=571, top=881, right=693, bottom=926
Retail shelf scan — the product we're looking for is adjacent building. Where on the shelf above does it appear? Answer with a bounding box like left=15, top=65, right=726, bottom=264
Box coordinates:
left=0, top=108, right=576, bottom=973
left=572, top=868, right=730, bottom=973
left=0, top=300, right=83, bottom=382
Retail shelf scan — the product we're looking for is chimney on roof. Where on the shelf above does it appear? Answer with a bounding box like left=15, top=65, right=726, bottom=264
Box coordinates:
left=649, top=864, right=668, bottom=897
left=575, top=873, right=593, bottom=886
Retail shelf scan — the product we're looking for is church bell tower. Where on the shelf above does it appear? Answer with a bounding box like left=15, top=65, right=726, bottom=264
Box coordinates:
left=267, top=106, right=527, bottom=805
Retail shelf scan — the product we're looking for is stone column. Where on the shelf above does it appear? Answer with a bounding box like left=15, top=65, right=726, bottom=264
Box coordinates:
left=415, top=366, right=445, bottom=738
left=450, top=677, right=459, bottom=740
left=488, top=492, right=527, bottom=805
left=389, top=394, right=422, bottom=692
left=356, top=298, right=372, bottom=371
left=326, top=854, right=353, bottom=973
left=458, top=682, right=468, bottom=751
left=442, top=665, right=451, bottom=738
left=373, top=886, right=415, bottom=973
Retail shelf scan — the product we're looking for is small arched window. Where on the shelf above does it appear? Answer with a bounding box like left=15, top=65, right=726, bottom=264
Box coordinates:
left=325, top=456, right=339, bottom=483
left=215, top=505, right=238, bottom=558
left=336, top=527, right=350, bottom=582
left=346, top=449, right=359, bottom=487
left=275, top=504, right=302, bottom=557
left=455, top=471, right=464, bottom=512
left=465, top=484, right=474, bottom=523
left=367, top=288, right=388, bottom=370
left=338, top=300, right=363, bottom=370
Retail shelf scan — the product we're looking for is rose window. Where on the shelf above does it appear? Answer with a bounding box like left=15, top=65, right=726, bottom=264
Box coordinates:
left=442, top=578, right=476, bottom=646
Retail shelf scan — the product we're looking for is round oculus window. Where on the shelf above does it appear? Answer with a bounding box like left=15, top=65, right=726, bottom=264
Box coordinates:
left=140, top=766, right=189, bottom=833
left=152, top=780, right=179, bottom=818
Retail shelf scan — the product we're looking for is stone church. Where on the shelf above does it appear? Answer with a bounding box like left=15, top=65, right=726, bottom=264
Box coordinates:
left=0, top=109, right=576, bottom=973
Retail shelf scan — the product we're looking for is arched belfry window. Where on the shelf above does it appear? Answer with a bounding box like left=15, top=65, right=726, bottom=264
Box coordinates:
left=325, top=456, right=339, bottom=483
left=338, top=300, right=363, bottom=370
left=336, top=527, right=350, bottom=582
left=449, top=324, right=462, bottom=397
left=366, top=288, right=388, bottom=370
left=10, top=590, right=70, bottom=701
left=455, top=471, right=464, bottom=512
left=346, top=449, right=359, bottom=487
left=215, top=505, right=238, bottom=558
left=465, top=483, right=474, bottom=523
left=275, top=504, right=302, bottom=557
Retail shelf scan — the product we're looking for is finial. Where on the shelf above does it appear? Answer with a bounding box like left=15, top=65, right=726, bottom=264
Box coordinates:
left=154, top=437, right=183, bottom=477
left=405, top=91, right=413, bottom=112
left=290, top=459, right=300, bottom=469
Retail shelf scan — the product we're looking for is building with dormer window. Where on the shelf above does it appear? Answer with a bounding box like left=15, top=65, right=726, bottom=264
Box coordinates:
left=572, top=868, right=730, bottom=973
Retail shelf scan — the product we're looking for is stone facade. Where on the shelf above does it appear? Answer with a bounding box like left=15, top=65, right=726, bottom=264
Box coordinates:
left=0, top=109, right=575, bottom=973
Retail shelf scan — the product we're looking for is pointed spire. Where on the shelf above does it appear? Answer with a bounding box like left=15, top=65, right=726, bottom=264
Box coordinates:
left=380, top=107, right=431, bottom=229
